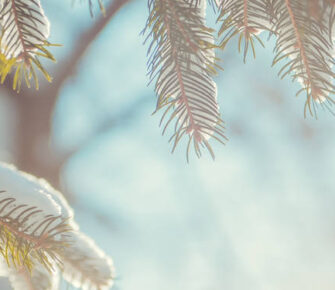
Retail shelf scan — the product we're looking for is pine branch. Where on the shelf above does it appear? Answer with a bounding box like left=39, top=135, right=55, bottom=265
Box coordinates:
left=271, top=0, right=335, bottom=116
left=0, top=163, right=74, bottom=273
left=217, top=0, right=273, bottom=62
left=8, top=263, right=59, bottom=290
left=0, top=190, right=72, bottom=272
left=0, top=0, right=57, bottom=91
left=50, top=0, right=131, bottom=97
left=0, top=163, right=114, bottom=289
left=60, top=231, right=115, bottom=290
left=145, top=0, right=226, bottom=160
left=0, top=162, right=77, bottom=273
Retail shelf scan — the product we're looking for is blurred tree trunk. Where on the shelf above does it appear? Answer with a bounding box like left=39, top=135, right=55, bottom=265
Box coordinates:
left=6, top=0, right=131, bottom=191
left=13, top=91, right=61, bottom=188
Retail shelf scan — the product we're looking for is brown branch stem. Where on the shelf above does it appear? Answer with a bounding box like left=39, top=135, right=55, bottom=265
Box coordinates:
left=6, top=0, right=131, bottom=190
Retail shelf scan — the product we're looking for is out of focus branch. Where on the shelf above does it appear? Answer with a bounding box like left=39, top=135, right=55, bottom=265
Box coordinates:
left=53, top=93, right=151, bottom=174
left=41, top=0, right=132, bottom=97
left=4, top=0, right=132, bottom=190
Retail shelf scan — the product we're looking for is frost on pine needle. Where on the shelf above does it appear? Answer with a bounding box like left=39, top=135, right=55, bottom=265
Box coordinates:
left=0, top=163, right=69, bottom=220
left=0, top=255, right=9, bottom=276
left=0, top=0, right=57, bottom=91
left=0, top=0, right=50, bottom=58
left=8, top=263, right=60, bottom=290
left=145, top=0, right=226, bottom=161
left=0, top=163, right=115, bottom=289
left=217, top=0, right=273, bottom=62
left=271, top=0, right=335, bottom=116
left=215, top=0, right=335, bottom=116
left=61, top=231, right=115, bottom=290
left=0, top=163, right=73, bottom=272
left=143, top=0, right=335, bottom=156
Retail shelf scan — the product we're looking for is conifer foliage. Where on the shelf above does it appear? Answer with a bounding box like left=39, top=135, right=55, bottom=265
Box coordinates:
left=144, top=0, right=226, bottom=160
left=0, top=0, right=55, bottom=90
left=0, top=163, right=115, bottom=290
left=0, top=0, right=334, bottom=288
left=143, top=0, right=335, bottom=158
left=0, top=0, right=334, bottom=158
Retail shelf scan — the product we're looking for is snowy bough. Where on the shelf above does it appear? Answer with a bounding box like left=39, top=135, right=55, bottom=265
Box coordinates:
left=0, top=0, right=56, bottom=90
left=0, top=163, right=114, bottom=290
left=144, top=0, right=226, bottom=160
left=0, top=0, right=334, bottom=158
left=144, top=0, right=335, bottom=158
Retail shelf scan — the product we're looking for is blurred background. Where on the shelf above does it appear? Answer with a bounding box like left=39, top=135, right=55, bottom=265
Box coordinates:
left=0, top=0, right=335, bottom=289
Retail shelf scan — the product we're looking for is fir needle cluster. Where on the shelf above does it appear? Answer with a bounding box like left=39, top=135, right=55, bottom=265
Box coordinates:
left=0, top=163, right=114, bottom=290
left=0, top=0, right=56, bottom=90
left=0, top=0, right=334, bottom=159
left=144, top=0, right=335, bottom=158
